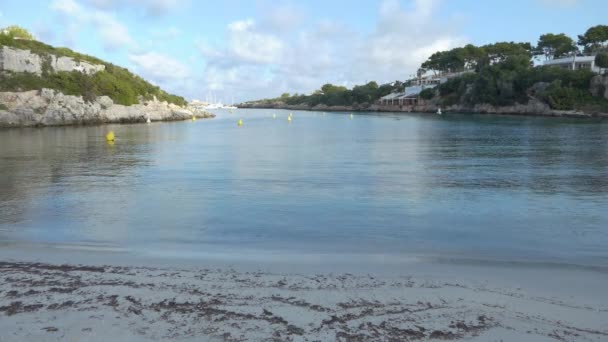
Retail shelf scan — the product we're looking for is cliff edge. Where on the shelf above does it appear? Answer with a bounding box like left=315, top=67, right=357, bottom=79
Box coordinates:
left=0, top=89, right=213, bottom=127
left=0, top=32, right=212, bottom=127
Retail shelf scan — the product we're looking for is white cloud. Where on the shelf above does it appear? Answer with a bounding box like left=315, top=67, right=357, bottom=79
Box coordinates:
left=142, top=0, right=184, bottom=15
left=51, top=0, right=81, bottom=15
left=226, top=19, right=284, bottom=64
left=50, top=0, right=135, bottom=51
left=91, top=12, right=135, bottom=50
left=261, top=4, right=305, bottom=32
left=196, top=0, right=467, bottom=102
left=129, top=51, right=189, bottom=82
left=363, top=0, right=465, bottom=76
left=83, top=0, right=187, bottom=16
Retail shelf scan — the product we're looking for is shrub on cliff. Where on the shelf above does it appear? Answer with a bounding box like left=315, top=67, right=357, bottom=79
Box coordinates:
left=542, top=81, right=578, bottom=110
left=419, top=88, right=435, bottom=100
left=596, top=53, right=608, bottom=74
left=436, top=57, right=526, bottom=107
left=536, top=80, right=598, bottom=111
left=0, top=25, right=34, bottom=40
left=436, top=54, right=597, bottom=108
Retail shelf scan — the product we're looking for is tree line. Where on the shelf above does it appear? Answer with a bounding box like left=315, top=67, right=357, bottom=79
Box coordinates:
left=420, top=25, right=608, bottom=75
left=252, top=25, right=608, bottom=111
left=428, top=25, right=608, bottom=111
left=257, top=81, right=405, bottom=107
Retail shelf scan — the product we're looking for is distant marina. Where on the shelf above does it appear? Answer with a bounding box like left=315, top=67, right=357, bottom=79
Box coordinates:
left=190, top=92, right=238, bottom=110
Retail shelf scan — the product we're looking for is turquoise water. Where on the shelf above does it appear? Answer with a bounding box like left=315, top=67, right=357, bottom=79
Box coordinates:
left=1, top=109, right=607, bottom=266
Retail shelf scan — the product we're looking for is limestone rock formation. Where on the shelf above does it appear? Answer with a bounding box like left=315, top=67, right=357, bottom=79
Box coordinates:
left=0, top=46, right=105, bottom=75
left=0, top=89, right=213, bottom=127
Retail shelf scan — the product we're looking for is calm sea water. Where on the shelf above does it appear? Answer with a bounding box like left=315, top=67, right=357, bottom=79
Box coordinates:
left=1, top=110, right=607, bottom=266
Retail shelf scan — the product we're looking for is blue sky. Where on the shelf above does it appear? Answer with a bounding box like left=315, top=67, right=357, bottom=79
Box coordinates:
left=0, top=0, right=606, bottom=102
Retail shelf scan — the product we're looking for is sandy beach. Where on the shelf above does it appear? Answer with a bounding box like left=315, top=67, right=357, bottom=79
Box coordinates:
left=1, top=251, right=607, bottom=341
left=3, top=3, right=608, bottom=341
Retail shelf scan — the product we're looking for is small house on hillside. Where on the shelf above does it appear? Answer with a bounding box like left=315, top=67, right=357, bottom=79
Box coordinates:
left=378, top=85, right=436, bottom=106
left=543, top=56, right=600, bottom=73
left=378, top=71, right=474, bottom=107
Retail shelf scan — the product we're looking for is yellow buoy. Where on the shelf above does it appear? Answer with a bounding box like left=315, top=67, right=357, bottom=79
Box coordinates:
left=105, top=131, right=115, bottom=142
left=287, top=116, right=292, bottom=122
left=237, top=119, right=243, bottom=126
left=192, top=116, right=197, bottom=121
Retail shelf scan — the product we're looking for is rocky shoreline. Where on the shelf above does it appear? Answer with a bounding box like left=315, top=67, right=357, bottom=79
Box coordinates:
left=240, top=75, right=608, bottom=119
left=238, top=99, right=608, bottom=118
left=240, top=68, right=608, bottom=120
left=0, top=89, right=214, bottom=128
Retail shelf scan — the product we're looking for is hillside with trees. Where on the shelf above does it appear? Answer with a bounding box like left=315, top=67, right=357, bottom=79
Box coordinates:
left=0, top=26, right=187, bottom=107
left=243, top=25, right=608, bottom=114
left=247, top=81, right=405, bottom=108
left=419, top=25, right=608, bottom=112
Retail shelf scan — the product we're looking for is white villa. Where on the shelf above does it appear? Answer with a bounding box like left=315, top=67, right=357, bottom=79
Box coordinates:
left=543, top=56, right=600, bottom=73
left=378, top=71, right=470, bottom=107
left=378, top=84, right=436, bottom=106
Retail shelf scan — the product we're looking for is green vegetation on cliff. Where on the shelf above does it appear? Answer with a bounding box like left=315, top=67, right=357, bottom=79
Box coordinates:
left=433, top=55, right=599, bottom=110
left=420, top=25, right=608, bottom=111
left=0, top=26, right=186, bottom=106
left=1, top=25, right=35, bottom=40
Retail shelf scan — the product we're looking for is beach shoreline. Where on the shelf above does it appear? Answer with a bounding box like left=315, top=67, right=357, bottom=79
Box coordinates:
left=1, top=247, right=607, bottom=341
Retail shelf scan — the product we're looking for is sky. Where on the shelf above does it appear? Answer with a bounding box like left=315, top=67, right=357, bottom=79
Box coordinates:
left=0, top=0, right=606, bottom=102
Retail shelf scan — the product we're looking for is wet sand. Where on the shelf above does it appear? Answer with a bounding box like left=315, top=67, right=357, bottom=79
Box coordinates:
left=1, top=256, right=607, bottom=341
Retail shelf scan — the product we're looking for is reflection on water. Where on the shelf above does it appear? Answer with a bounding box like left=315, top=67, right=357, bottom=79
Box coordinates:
left=0, top=126, right=154, bottom=225
left=1, top=111, right=607, bottom=265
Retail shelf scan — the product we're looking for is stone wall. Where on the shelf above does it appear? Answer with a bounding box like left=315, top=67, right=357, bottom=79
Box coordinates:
left=0, top=46, right=105, bottom=75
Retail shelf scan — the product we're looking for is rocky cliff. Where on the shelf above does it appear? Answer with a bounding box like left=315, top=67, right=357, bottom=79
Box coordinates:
left=0, top=89, right=213, bottom=127
left=0, top=43, right=211, bottom=127
left=0, top=46, right=105, bottom=75
left=590, top=75, right=608, bottom=100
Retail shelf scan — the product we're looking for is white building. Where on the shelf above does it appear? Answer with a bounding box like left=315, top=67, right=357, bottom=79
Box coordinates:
left=377, top=70, right=475, bottom=107
left=378, top=84, right=436, bottom=106
left=543, top=56, right=600, bottom=73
